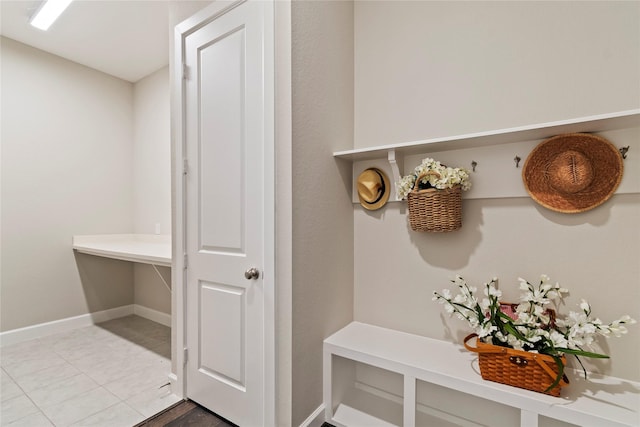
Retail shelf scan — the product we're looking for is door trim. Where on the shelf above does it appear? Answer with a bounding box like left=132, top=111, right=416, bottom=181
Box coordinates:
left=172, top=1, right=275, bottom=425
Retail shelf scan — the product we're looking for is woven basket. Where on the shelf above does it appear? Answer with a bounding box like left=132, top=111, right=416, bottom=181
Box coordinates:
left=407, top=172, right=462, bottom=232
left=464, top=333, right=569, bottom=396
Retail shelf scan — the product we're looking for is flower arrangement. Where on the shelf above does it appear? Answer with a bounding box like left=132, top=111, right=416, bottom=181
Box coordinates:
left=396, top=158, right=472, bottom=200
left=433, top=275, right=636, bottom=389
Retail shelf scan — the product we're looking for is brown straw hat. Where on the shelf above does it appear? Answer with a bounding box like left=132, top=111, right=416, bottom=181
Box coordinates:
left=357, top=168, right=390, bottom=210
left=522, top=133, right=623, bottom=213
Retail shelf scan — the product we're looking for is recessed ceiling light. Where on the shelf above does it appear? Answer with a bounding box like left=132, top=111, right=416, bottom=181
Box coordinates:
left=30, top=0, right=73, bottom=31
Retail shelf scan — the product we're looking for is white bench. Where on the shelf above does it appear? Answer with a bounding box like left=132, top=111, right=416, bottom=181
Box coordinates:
left=323, top=322, right=640, bottom=427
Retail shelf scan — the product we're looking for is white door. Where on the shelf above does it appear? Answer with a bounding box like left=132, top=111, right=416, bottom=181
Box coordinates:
left=183, top=2, right=272, bottom=426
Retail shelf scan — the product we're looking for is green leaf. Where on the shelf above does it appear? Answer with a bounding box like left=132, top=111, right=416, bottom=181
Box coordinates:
left=502, top=321, right=530, bottom=343
left=544, top=355, right=565, bottom=393
left=554, top=348, right=610, bottom=359
left=573, top=355, right=588, bottom=380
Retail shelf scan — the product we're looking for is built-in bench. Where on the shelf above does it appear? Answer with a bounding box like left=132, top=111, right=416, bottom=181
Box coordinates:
left=323, top=322, right=640, bottom=427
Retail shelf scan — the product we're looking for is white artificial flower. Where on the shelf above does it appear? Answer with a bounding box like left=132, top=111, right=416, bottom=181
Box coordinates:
left=580, top=299, right=590, bottom=313
left=397, top=157, right=471, bottom=196
left=484, top=284, right=502, bottom=298
left=453, top=293, right=467, bottom=304
left=434, top=275, right=635, bottom=366
left=477, top=322, right=497, bottom=338
left=518, top=278, right=530, bottom=291
left=549, top=330, right=568, bottom=348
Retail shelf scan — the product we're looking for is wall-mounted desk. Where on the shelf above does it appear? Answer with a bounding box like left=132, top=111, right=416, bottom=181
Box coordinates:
left=72, top=234, right=172, bottom=291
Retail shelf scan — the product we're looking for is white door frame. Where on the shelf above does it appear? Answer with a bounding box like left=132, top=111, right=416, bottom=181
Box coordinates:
left=171, top=1, right=275, bottom=425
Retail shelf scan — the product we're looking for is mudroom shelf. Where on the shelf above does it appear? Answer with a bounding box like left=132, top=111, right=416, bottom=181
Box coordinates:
left=334, top=109, right=640, bottom=202
left=334, top=109, right=640, bottom=161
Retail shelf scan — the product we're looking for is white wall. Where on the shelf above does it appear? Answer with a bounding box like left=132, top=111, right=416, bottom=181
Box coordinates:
left=0, top=37, right=135, bottom=331
left=352, top=1, right=640, bottom=399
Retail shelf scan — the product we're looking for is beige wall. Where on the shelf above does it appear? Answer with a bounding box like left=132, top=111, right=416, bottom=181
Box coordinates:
left=291, top=1, right=355, bottom=425
left=353, top=0, right=640, bottom=394
left=0, top=37, right=135, bottom=331
left=1, top=38, right=173, bottom=332
left=133, top=66, right=172, bottom=315
left=134, top=66, right=171, bottom=236
left=354, top=1, right=640, bottom=148
left=134, top=265, right=171, bottom=314
left=275, top=0, right=293, bottom=424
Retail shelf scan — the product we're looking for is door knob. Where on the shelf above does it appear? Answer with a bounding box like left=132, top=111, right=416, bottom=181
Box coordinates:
left=244, top=267, right=260, bottom=280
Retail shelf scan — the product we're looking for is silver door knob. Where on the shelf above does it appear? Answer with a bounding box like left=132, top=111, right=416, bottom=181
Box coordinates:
left=244, top=267, right=260, bottom=280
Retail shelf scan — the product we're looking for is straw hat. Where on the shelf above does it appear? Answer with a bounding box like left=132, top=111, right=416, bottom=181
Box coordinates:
left=522, top=133, right=623, bottom=213
left=357, top=168, right=390, bottom=210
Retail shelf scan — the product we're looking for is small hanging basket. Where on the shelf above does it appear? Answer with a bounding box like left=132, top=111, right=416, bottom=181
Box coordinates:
left=463, top=334, right=569, bottom=397
left=407, top=172, right=463, bottom=232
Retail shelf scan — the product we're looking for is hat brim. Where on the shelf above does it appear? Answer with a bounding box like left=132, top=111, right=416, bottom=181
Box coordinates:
left=358, top=168, right=391, bottom=211
left=522, top=133, right=623, bottom=213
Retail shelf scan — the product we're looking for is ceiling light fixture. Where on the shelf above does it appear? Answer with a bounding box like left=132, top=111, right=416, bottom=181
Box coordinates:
left=30, top=0, right=73, bottom=31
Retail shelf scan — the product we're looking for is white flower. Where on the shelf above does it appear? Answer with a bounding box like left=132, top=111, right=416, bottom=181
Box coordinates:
left=477, top=321, right=497, bottom=338
left=606, top=324, right=628, bottom=337
left=453, top=293, right=467, bottom=304
left=580, top=299, right=590, bottom=313
left=434, top=275, right=635, bottom=367
left=484, top=284, right=502, bottom=298
left=518, top=278, right=530, bottom=290
left=397, top=158, right=471, bottom=200
left=549, top=330, right=568, bottom=348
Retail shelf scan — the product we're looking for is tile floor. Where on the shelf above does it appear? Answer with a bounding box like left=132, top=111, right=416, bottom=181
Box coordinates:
left=0, top=315, right=180, bottom=427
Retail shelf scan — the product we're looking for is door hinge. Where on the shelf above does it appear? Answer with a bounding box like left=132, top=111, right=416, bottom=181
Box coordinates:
left=182, top=63, right=189, bottom=80
left=183, top=348, right=188, bottom=365
left=183, top=158, right=188, bottom=175
left=183, top=253, right=188, bottom=269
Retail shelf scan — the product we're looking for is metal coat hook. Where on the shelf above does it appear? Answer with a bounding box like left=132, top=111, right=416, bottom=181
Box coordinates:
left=471, top=160, right=477, bottom=172
left=514, top=156, right=521, bottom=168
left=619, top=146, right=629, bottom=159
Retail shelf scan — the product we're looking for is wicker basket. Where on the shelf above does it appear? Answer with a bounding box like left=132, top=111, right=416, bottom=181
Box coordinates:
left=407, top=172, right=462, bottom=232
left=464, top=333, right=569, bottom=396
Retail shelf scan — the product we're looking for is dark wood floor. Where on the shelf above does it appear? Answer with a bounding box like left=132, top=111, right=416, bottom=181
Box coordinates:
left=135, top=400, right=336, bottom=427
left=134, top=400, right=236, bottom=427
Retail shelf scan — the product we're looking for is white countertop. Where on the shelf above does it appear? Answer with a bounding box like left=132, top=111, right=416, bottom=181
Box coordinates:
left=72, top=234, right=172, bottom=267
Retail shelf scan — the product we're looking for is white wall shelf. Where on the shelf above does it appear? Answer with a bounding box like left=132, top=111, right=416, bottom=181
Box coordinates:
left=72, top=234, right=172, bottom=267
left=334, top=110, right=640, bottom=161
left=334, top=110, right=640, bottom=202
left=324, top=322, right=640, bottom=427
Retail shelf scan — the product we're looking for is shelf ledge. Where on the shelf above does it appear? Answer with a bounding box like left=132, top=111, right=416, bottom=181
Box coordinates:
left=72, top=234, right=172, bottom=267
left=334, top=109, right=640, bottom=161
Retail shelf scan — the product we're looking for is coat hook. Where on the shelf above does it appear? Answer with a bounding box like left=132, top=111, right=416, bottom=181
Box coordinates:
left=471, top=160, right=477, bottom=172
left=619, top=146, right=629, bottom=159
left=514, top=155, right=521, bottom=168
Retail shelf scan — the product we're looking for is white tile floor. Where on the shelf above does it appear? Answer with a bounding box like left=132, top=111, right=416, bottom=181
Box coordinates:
left=0, top=316, right=180, bottom=427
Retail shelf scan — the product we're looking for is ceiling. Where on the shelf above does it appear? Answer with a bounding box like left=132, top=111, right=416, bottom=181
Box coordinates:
left=0, top=0, right=212, bottom=82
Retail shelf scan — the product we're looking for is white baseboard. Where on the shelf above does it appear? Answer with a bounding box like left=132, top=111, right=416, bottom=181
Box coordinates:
left=0, top=305, right=134, bottom=347
left=133, top=304, right=171, bottom=327
left=299, top=403, right=326, bottom=427
left=0, top=304, right=172, bottom=348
